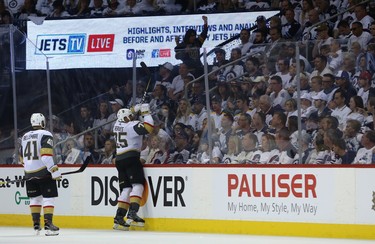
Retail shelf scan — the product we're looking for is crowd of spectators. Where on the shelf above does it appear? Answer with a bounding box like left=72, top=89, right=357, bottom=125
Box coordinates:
left=1, top=0, right=375, bottom=165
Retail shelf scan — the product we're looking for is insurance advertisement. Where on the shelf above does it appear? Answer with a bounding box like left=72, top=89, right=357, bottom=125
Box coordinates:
left=25, top=11, right=278, bottom=70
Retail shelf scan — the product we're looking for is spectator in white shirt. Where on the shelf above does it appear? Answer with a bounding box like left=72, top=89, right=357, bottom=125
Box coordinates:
left=331, top=88, right=351, bottom=130
left=353, top=130, right=375, bottom=164
left=348, top=21, right=373, bottom=50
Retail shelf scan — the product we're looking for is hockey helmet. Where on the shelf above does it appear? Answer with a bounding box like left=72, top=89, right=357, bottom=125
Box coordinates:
left=30, top=113, right=46, bottom=128
left=117, top=108, right=133, bottom=122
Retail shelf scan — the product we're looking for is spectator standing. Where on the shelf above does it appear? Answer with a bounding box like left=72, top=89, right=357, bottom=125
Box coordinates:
left=175, top=15, right=208, bottom=77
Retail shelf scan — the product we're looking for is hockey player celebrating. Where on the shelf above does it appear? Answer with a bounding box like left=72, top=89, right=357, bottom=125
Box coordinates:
left=112, top=104, right=154, bottom=230
left=20, top=113, right=61, bottom=236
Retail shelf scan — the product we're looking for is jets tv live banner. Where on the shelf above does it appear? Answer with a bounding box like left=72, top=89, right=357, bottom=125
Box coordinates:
left=26, top=11, right=278, bottom=70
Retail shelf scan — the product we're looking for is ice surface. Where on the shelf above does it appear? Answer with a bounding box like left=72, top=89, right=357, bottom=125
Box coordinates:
left=0, top=227, right=373, bottom=244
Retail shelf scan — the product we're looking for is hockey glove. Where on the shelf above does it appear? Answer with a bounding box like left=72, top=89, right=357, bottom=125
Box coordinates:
left=141, top=103, right=150, bottom=115
left=50, top=165, right=62, bottom=181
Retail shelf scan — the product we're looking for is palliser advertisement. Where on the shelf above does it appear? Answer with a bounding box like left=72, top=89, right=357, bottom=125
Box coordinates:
left=213, top=168, right=335, bottom=223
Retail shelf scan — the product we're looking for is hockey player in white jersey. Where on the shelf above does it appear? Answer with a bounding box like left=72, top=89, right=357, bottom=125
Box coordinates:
left=20, top=113, right=62, bottom=236
left=112, top=104, right=154, bottom=230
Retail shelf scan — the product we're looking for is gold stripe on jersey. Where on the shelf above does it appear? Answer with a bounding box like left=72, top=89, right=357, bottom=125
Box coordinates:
left=130, top=196, right=141, bottom=205
left=30, top=205, right=41, bottom=214
left=43, top=206, right=54, bottom=214
left=144, top=122, right=154, bottom=133
left=118, top=201, right=129, bottom=210
left=40, top=148, right=53, bottom=156
left=25, top=166, right=47, bottom=174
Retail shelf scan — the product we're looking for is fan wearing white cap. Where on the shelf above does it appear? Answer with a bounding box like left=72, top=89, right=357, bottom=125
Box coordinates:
left=310, top=91, right=332, bottom=120
left=300, top=92, right=317, bottom=119
left=104, top=98, right=125, bottom=136
left=153, top=62, right=174, bottom=90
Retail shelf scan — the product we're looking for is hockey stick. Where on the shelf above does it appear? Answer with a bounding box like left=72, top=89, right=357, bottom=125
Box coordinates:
left=140, top=61, right=152, bottom=104
left=61, top=159, right=90, bottom=176
left=0, top=160, right=90, bottom=185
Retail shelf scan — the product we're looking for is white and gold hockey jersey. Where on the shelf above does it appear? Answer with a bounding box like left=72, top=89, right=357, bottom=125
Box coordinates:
left=113, top=116, right=154, bottom=161
left=20, top=129, right=56, bottom=179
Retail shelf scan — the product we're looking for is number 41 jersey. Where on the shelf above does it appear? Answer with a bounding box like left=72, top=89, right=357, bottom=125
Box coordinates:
left=20, top=129, right=54, bottom=179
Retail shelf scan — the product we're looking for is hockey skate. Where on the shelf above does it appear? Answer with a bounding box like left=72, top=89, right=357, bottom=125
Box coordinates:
left=33, top=223, right=41, bottom=236
left=44, top=221, right=59, bottom=236
left=113, top=217, right=130, bottom=231
left=126, top=210, right=145, bottom=227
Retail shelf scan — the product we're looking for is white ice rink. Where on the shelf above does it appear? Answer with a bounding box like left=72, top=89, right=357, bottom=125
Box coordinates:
left=0, top=227, right=374, bottom=244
